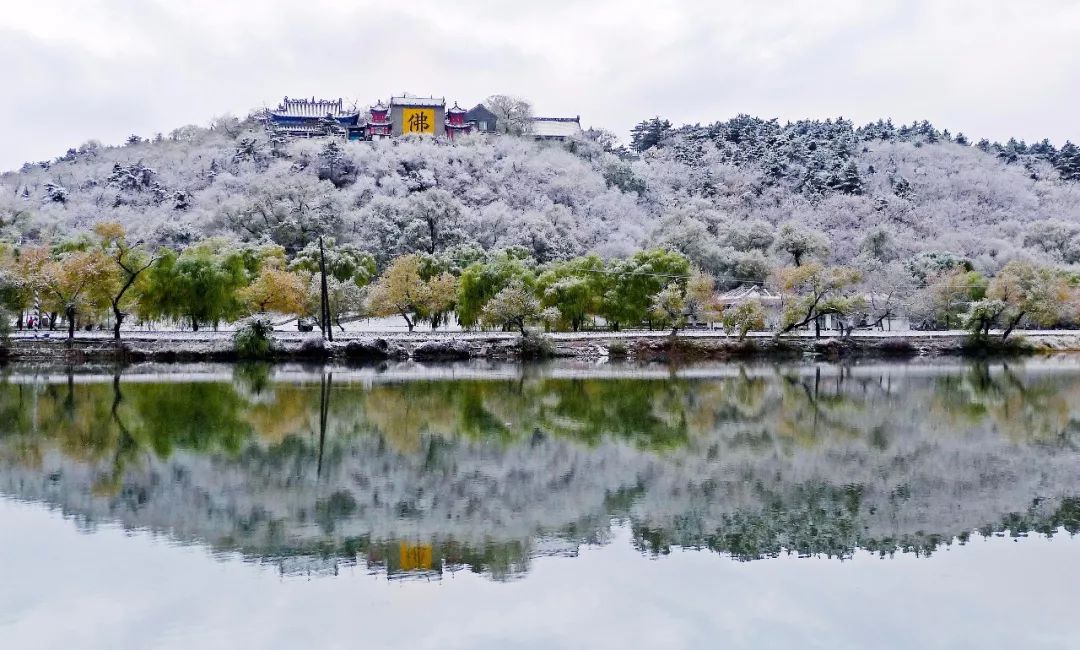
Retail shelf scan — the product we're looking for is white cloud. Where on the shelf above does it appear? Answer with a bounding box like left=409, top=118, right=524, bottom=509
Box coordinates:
left=1, top=0, right=1078, bottom=170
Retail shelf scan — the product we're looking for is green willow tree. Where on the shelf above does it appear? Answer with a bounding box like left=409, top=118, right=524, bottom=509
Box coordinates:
left=600, top=248, right=691, bottom=330
left=456, top=249, right=537, bottom=329
left=139, top=244, right=251, bottom=331
left=536, top=254, right=606, bottom=331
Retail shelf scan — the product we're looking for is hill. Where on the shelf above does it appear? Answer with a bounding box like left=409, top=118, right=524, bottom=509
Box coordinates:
left=3, top=112, right=1080, bottom=285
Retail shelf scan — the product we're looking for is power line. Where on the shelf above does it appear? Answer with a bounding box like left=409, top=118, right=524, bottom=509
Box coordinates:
left=439, top=256, right=996, bottom=290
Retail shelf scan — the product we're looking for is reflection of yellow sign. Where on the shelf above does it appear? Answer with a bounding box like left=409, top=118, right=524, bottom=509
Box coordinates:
left=402, top=108, right=436, bottom=135
left=399, top=542, right=433, bottom=571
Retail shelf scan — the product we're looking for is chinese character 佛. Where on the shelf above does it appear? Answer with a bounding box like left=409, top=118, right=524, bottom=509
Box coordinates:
left=408, top=112, right=430, bottom=132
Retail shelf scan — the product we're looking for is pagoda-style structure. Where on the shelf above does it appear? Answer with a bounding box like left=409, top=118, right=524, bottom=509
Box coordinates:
left=445, top=103, right=471, bottom=140
left=366, top=100, right=391, bottom=140
left=267, top=97, right=361, bottom=138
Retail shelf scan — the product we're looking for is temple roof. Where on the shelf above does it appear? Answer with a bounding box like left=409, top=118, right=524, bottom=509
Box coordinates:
left=716, top=284, right=781, bottom=305
left=447, top=102, right=467, bottom=114
left=465, top=104, right=497, bottom=120
left=531, top=116, right=582, bottom=139
left=272, top=96, right=358, bottom=119
left=270, top=123, right=342, bottom=136
left=390, top=95, right=445, bottom=108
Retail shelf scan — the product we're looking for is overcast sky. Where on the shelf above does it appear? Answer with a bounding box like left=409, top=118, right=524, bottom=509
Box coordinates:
left=1, top=0, right=1078, bottom=171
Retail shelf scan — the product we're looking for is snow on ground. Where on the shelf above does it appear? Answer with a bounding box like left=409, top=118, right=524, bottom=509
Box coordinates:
left=10, top=326, right=1080, bottom=342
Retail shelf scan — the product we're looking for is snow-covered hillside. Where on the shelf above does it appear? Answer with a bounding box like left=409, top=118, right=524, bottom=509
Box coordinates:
left=3, top=113, right=1080, bottom=280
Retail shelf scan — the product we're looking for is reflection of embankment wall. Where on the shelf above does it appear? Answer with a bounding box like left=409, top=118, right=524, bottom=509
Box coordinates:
left=2, top=363, right=1080, bottom=574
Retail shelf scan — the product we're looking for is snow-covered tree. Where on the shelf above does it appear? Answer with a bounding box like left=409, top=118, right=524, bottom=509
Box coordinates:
left=484, top=95, right=534, bottom=136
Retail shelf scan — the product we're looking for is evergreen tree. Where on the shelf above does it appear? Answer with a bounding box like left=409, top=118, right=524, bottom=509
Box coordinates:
left=317, top=140, right=354, bottom=188
left=892, top=175, right=914, bottom=200
left=799, top=168, right=829, bottom=198
left=829, top=160, right=864, bottom=195
left=1030, top=138, right=1056, bottom=158
left=1055, top=141, right=1080, bottom=181
left=630, top=117, right=673, bottom=152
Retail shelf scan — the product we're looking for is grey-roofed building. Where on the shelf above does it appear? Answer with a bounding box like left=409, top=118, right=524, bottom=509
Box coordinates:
left=465, top=104, right=499, bottom=133
left=531, top=116, right=582, bottom=141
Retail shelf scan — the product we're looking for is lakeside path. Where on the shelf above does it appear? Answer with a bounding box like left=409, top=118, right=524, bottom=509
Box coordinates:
left=5, top=329, right=1080, bottom=363
left=9, top=327, right=1080, bottom=341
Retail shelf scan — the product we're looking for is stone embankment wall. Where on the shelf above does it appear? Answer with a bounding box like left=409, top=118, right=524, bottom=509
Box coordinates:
left=4, top=330, right=1080, bottom=363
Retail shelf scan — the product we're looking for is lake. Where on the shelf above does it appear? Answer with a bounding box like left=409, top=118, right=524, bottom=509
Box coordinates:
left=2, top=359, right=1079, bottom=649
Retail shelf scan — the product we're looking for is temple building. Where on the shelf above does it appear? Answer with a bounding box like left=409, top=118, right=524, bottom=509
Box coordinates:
left=465, top=104, right=499, bottom=133
left=267, top=93, right=580, bottom=143
left=388, top=95, right=444, bottom=137
left=367, top=95, right=472, bottom=140
left=531, top=116, right=582, bottom=141
left=366, top=100, right=391, bottom=140
left=267, top=97, right=361, bottom=138
left=446, top=103, right=471, bottom=139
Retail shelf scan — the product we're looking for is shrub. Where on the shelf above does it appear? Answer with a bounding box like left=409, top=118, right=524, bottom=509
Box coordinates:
left=342, top=338, right=392, bottom=361
left=722, top=300, right=766, bottom=340
left=296, top=335, right=329, bottom=359
left=519, top=332, right=554, bottom=359
left=233, top=316, right=276, bottom=359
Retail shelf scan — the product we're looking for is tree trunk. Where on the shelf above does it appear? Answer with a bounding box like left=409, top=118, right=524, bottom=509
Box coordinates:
left=50, top=312, right=58, bottom=331
left=319, top=236, right=333, bottom=342
left=191, top=317, right=200, bottom=332
left=66, top=306, right=75, bottom=340
left=1002, top=312, right=1025, bottom=341
left=112, top=303, right=124, bottom=342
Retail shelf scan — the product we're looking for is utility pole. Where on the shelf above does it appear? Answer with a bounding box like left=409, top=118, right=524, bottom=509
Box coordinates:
left=319, top=236, right=333, bottom=341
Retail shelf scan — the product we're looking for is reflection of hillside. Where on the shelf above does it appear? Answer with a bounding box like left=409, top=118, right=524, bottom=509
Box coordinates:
left=2, top=361, right=1080, bottom=579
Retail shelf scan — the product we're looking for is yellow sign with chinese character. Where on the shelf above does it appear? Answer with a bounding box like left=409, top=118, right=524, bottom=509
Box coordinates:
left=402, top=108, right=436, bottom=135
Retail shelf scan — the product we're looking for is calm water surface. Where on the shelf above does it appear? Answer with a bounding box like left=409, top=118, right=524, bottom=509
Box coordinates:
left=2, top=359, right=1079, bottom=649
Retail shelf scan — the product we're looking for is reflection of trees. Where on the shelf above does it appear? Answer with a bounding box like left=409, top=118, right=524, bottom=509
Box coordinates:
left=632, top=490, right=1080, bottom=562
left=0, top=374, right=256, bottom=467
left=932, top=364, right=1080, bottom=445
left=3, top=362, right=1080, bottom=579
left=356, top=378, right=694, bottom=452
